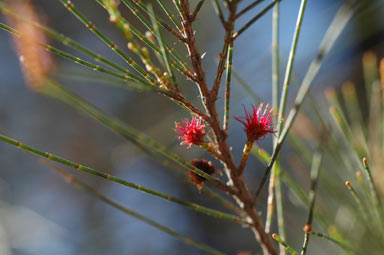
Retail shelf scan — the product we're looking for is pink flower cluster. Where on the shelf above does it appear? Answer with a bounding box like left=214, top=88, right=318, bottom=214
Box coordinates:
left=234, top=104, right=277, bottom=142
left=174, top=104, right=277, bottom=149
left=175, top=116, right=206, bottom=148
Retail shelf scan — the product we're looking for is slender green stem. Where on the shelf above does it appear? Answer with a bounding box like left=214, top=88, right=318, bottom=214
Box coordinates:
left=190, top=0, right=206, bottom=21
left=0, top=22, right=19, bottom=35
left=47, top=162, right=225, bottom=255
left=309, top=232, right=354, bottom=252
left=157, top=0, right=181, bottom=30
left=120, top=0, right=191, bottom=78
left=0, top=2, right=148, bottom=84
left=0, top=133, right=243, bottom=224
left=45, top=45, right=149, bottom=85
left=211, top=0, right=226, bottom=26
left=233, top=0, right=278, bottom=39
left=236, top=0, right=266, bottom=19
left=345, top=181, right=369, bottom=222
left=266, top=3, right=285, bottom=253
left=59, top=0, right=156, bottom=84
left=362, top=158, right=383, bottom=218
left=275, top=163, right=285, bottom=249
left=99, top=0, right=171, bottom=88
left=172, top=0, right=184, bottom=19
left=272, top=1, right=280, bottom=119
left=96, top=0, right=186, bottom=79
left=223, top=29, right=234, bottom=132
left=272, top=234, right=298, bottom=255
left=276, top=0, right=307, bottom=139
left=253, top=2, right=358, bottom=201
left=124, top=0, right=177, bottom=36
left=301, top=150, right=323, bottom=255
left=265, top=164, right=276, bottom=234
left=148, top=4, right=179, bottom=90
left=0, top=22, right=154, bottom=89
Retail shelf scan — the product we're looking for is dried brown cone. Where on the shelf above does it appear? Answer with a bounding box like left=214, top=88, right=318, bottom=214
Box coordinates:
left=189, top=158, right=217, bottom=191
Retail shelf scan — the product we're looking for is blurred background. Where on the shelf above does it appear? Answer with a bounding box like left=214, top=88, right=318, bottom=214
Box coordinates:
left=0, top=0, right=384, bottom=254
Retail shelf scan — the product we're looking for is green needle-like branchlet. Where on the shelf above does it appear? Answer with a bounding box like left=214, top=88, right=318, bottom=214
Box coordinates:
left=233, top=1, right=279, bottom=39
left=191, top=0, right=206, bottom=21
left=254, top=2, right=359, bottom=201
left=157, top=0, right=181, bottom=30
left=120, top=0, right=191, bottom=76
left=47, top=162, right=225, bottom=255
left=0, top=2, right=152, bottom=85
left=223, top=28, right=234, bottom=132
left=362, top=158, right=383, bottom=219
left=45, top=81, right=235, bottom=195
left=272, top=234, right=298, bottom=255
left=0, top=22, right=19, bottom=36
left=276, top=0, right=307, bottom=135
left=0, top=133, right=243, bottom=224
left=308, top=231, right=354, bottom=252
left=59, top=0, right=156, bottom=85
left=266, top=3, right=285, bottom=254
left=0, top=22, right=154, bottom=90
left=345, top=181, right=369, bottom=222
left=148, top=4, right=179, bottom=90
left=236, top=0, right=266, bottom=19
left=301, top=150, right=323, bottom=255
left=211, top=0, right=226, bottom=26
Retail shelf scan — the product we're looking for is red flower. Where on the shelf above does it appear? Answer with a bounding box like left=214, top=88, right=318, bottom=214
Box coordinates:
left=175, top=116, right=206, bottom=148
left=234, top=104, right=277, bottom=142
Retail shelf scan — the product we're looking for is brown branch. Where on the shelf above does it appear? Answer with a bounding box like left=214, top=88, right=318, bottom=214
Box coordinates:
left=178, top=0, right=210, bottom=103
left=177, top=1, right=277, bottom=253
left=210, top=5, right=237, bottom=104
